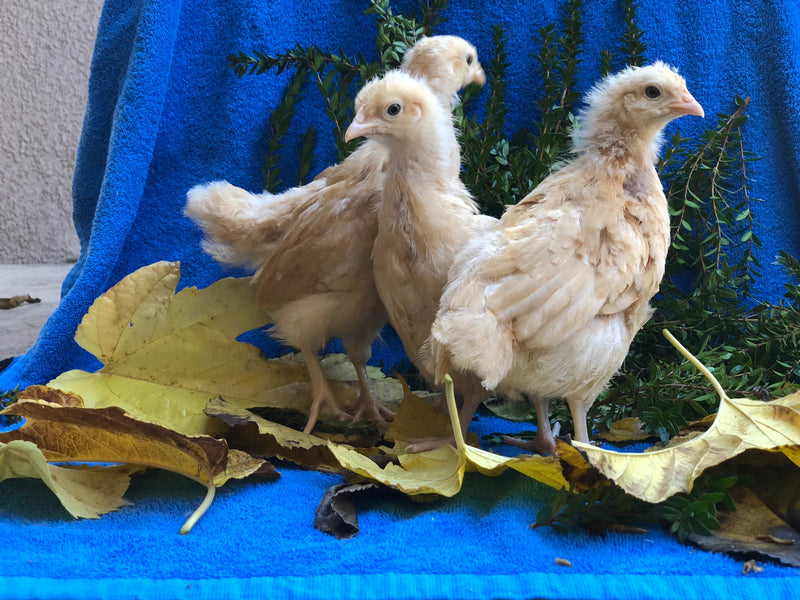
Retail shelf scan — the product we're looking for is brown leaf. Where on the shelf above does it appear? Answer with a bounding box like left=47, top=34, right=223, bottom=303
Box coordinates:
left=0, top=396, right=275, bottom=533
left=384, top=379, right=448, bottom=443
left=688, top=487, right=800, bottom=568
left=742, top=560, right=765, bottom=575
left=314, top=481, right=380, bottom=539
left=0, top=295, right=41, bottom=309
left=18, top=385, right=86, bottom=407
left=205, top=397, right=355, bottom=471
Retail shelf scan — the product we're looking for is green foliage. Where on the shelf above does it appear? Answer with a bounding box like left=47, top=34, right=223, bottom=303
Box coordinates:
left=532, top=472, right=738, bottom=541
left=0, top=388, right=17, bottom=411
left=228, top=0, right=447, bottom=188
left=0, top=388, right=20, bottom=426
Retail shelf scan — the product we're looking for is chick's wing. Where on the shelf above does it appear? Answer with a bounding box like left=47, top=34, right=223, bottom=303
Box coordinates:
left=482, top=177, right=649, bottom=350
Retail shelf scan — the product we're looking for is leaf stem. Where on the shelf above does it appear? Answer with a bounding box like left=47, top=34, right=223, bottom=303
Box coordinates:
left=662, top=329, right=729, bottom=401
left=180, top=481, right=216, bottom=535
left=443, top=374, right=466, bottom=454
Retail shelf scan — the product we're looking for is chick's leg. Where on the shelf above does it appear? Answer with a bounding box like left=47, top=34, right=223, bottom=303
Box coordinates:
left=502, top=396, right=556, bottom=455
left=302, top=349, right=348, bottom=434
left=343, top=338, right=394, bottom=429
left=566, top=396, right=591, bottom=444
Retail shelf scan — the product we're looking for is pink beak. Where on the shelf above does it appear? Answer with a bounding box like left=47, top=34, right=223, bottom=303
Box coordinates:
left=670, top=93, right=705, bottom=118
left=344, top=108, right=378, bottom=142
left=472, top=64, right=487, bottom=86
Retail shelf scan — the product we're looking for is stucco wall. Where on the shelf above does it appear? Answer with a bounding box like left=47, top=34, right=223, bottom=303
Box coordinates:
left=0, top=0, right=103, bottom=264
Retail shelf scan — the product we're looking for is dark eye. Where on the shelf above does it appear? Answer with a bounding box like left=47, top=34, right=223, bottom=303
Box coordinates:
left=645, top=85, right=661, bottom=98
left=387, top=103, right=401, bottom=116
left=466, top=55, right=474, bottom=65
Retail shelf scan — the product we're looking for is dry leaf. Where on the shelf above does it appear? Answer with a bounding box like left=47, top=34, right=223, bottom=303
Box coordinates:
left=0, top=440, right=132, bottom=519
left=328, top=375, right=569, bottom=497
left=46, top=262, right=367, bottom=436
left=742, top=560, right=765, bottom=575
left=572, top=331, right=800, bottom=503
left=596, top=417, right=653, bottom=443
left=688, top=487, right=800, bottom=568
left=314, top=481, right=381, bottom=539
left=0, top=395, right=275, bottom=533
left=281, top=352, right=408, bottom=414
left=554, top=558, right=573, bottom=567
left=0, top=295, right=41, bottom=309
left=205, top=396, right=354, bottom=470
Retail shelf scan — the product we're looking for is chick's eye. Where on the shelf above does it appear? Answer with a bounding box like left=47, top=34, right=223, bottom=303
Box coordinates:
left=466, top=55, right=474, bottom=65
left=644, top=85, right=661, bottom=99
left=387, top=103, right=401, bottom=116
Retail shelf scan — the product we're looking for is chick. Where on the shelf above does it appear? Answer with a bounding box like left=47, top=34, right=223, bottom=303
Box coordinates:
left=315, top=35, right=485, bottom=182
left=185, top=36, right=485, bottom=434
left=345, top=71, right=496, bottom=450
left=428, top=62, right=704, bottom=453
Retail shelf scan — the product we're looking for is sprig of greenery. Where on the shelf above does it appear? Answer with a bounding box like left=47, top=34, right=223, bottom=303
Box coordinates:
left=532, top=472, right=738, bottom=542
left=0, top=388, right=20, bottom=426
left=228, top=0, right=447, bottom=188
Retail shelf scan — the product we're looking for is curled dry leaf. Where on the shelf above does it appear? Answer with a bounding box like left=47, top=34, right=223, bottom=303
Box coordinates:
left=596, top=417, right=653, bottom=443
left=571, top=330, right=800, bottom=503
left=0, top=394, right=275, bottom=533
left=0, top=440, right=133, bottom=519
left=315, top=482, right=381, bottom=539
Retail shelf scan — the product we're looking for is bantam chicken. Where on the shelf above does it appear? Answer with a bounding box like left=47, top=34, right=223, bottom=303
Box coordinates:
left=428, top=62, right=704, bottom=453
left=185, top=36, right=485, bottom=434
left=344, top=70, right=496, bottom=451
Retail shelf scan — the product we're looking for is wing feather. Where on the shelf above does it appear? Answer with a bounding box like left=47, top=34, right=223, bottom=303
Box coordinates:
left=483, top=181, right=646, bottom=350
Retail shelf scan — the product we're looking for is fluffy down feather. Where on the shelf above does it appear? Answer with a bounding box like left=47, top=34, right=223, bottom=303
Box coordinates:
left=184, top=36, right=485, bottom=434
left=429, top=62, right=704, bottom=453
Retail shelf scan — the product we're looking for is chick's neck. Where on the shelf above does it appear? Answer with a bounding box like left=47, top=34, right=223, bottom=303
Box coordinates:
left=380, top=131, right=455, bottom=191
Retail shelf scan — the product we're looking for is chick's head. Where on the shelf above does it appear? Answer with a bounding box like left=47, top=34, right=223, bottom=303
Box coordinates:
left=575, top=61, right=704, bottom=154
left=345, top=71, right=449, bottom=151
left=401, top=35, right=486, bottom=105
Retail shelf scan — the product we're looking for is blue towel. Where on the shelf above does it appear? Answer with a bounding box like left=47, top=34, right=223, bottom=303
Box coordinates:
left=1, top=1, right=799, bottom=598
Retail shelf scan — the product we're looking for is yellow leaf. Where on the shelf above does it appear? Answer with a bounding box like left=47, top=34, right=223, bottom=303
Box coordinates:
left=596, top=417, right=653, bottom=442
left=328, top=441, right=465, bottom=496
left=46, top=261, right=353, bottom=436
left=464, top=445, right=568, bottom=490
left=0, top=440, right=132, bottom=519
left=572, top=330, right=800, bottom=503
left=327, top=375, right=568, bottom=496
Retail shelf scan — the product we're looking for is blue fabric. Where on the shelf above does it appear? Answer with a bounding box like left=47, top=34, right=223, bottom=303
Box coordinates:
left=1, top=0, right=799, bottom=598
left=1, top=414, right=798, bottom=600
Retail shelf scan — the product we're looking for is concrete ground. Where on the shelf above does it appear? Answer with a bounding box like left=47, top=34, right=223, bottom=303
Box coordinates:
left=0, top=263, right=75, bottom=361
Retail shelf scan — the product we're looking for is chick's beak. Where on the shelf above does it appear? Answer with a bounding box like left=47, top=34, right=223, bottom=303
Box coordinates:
left=670, top=93, right=705, bottom=118
left=344, top=108, right=378, bottom=142
left=472, top=64, right=487, bottom=86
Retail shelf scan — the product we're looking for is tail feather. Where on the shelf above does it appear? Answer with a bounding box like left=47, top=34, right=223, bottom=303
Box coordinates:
left=185, top=180, right=304, bottom=267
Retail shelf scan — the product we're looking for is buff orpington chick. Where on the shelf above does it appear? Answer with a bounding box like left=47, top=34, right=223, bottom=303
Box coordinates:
left=428, top=62, right=704, bottom=454
left=184, top=36, right=485, bottom=435
left=344, top=71, right=496, bottom=451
